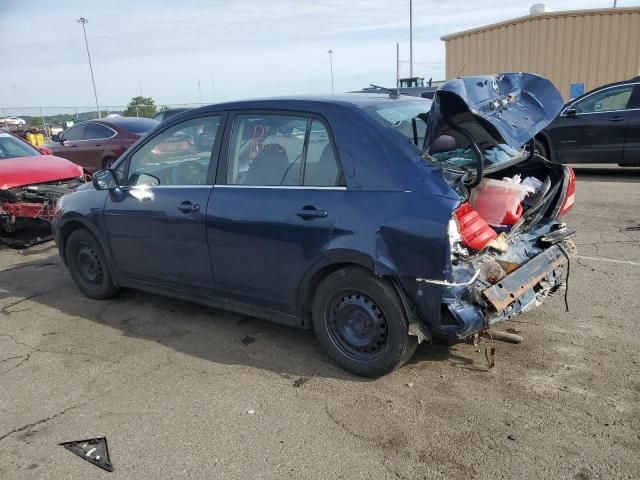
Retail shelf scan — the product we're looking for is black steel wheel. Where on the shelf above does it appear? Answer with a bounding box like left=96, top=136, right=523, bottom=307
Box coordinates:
left=312, top=267, right=417, bottom=377
left=65, top=228, right=118, bottom=299
left=327, top=291, right=389, bottom=362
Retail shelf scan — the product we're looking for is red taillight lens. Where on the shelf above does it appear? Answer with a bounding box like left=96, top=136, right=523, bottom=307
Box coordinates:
left=558, top=167, right=576, bottom=217
left=454, top=203, right=497, bottom=250
left=38, top=147, right=54, bottom=155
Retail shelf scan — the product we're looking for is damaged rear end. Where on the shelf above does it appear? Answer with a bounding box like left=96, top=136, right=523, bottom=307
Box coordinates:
left=419, top=73, right=577, bottom=339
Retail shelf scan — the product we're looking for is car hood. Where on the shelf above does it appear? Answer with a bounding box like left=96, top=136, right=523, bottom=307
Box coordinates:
left=424, top=72, right=564, bottom=152
left=0, top=155, right=84, bottom=190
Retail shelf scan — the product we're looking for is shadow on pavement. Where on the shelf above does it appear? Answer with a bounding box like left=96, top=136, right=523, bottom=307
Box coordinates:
left=0, top=254, right=463, bottom=382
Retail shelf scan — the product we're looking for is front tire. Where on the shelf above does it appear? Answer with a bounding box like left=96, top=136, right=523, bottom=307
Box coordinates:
left=102, top=157, right=115, bottom=169
left=65, top=228, right=118, bottom=299
left=312, top=267, right=417, bottom=377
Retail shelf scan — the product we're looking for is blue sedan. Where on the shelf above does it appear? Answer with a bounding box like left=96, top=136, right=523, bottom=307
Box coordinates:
left=53, top=73, right=576, bottom=377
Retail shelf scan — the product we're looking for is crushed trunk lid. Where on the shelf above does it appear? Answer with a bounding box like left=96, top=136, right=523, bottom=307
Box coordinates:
left=424, top=72, right=564, bottom=173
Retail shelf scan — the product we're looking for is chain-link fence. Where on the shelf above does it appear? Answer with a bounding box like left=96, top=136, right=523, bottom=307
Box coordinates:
left=0, top=103, right=206, bottom=132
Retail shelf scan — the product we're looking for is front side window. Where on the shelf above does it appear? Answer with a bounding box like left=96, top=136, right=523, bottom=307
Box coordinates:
left=63, top=125, right=85, bottom=141
left=126, top=115, right=221, bottom=186
left=573, top=86, right=634, bottom=114
left=225, top=114, right=342, bottom=187
left=85, top=123, right=114, bottom=140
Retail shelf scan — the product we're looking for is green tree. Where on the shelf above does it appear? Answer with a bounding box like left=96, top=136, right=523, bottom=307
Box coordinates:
left=124, top=96, right=157, bottom=118
left=30, top=117, right=44, bottom=127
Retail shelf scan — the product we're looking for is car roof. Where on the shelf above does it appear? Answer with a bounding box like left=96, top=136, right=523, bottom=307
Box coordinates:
left=188, top=93, right=430, bottom=114
left=89, top=116, right=158, bottom=126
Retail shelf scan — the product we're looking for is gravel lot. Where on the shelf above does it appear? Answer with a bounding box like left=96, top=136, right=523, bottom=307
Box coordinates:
left=1, top=168, right=639, bottom=479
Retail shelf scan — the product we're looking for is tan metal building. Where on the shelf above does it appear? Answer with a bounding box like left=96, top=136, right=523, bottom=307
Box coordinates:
left=441, top=7, right=640, bottom=100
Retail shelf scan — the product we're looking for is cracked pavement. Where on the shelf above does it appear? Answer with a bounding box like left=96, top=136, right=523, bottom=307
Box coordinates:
left=0, top=168, right=639, bottom=479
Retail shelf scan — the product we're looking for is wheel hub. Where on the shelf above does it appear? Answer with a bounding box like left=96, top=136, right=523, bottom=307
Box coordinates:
left=328, top=292, right=388, bottom=359
left=77, top=244, right=102, bottom=286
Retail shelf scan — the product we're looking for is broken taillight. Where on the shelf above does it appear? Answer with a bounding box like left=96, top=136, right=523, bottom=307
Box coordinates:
left=454, top=203, right=497, bottom=251
left=558, top=167, right=576, bottom=217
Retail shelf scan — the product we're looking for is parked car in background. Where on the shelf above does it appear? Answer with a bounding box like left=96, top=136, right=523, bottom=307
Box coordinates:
left=0, top=116, right=26, bottom=126
left=536, top=76, right=640, bottom=166
left=0, top=130, right=87, bottom=235
left=46, top=117, right=158, bottom=171
left=152, top=108, right=191, bottom=123
left=53, top=73, right=576, bottom=377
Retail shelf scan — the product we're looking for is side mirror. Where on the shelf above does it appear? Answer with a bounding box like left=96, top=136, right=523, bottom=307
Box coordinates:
left=565, top=108, right=577, bottom=117
left=92, top=169, right=118, bottom=190
left=51, top=133, right=61, bottom=142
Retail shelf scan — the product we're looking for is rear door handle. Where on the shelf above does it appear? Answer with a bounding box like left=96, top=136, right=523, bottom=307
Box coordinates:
left=610, top=116, right=626, bottom=122
left=296, top=205, right=328, bottom=220
left=178, top=201, right=200, bottom=213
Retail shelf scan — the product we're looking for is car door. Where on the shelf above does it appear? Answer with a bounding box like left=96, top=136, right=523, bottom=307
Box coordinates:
left=622, top=83, right=640, bottom=165
left=206, top=112, right=346, bottom=315
left=549, top=84, right=634, bottom=164
left=82, top=122, right=116, bottom=171
left=103, top=113, right=225, bottom=294
left=55, top=124, right=86, bottom=164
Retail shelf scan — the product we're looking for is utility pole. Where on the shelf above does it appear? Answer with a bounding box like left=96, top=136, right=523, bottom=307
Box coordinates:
left=396, top=42, right=400, bottom=87
left=613, top=0, right=617, bottom=6
left=198, top=80, right=203, bottom=105
left=138, top=80, right=143, bottom=97
left=77, top=17, right=101, bottom=118
left=328, top=49, right=335, bottom=94
left=409, top=0, right=413, bottom=78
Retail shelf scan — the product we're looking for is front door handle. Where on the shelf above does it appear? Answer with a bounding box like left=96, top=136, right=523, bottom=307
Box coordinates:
left=178, top=201, right=200, bottom=213
left=610, top=116, right=626, bottom=122
left=296, top=205, right=328, bottom=220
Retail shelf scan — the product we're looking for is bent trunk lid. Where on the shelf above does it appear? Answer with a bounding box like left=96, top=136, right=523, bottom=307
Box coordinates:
left=424, top=72, right=564, bottom=172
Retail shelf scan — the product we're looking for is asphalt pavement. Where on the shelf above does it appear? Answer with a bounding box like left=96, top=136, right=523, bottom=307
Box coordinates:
left=1, top=168, right=639, bottom=479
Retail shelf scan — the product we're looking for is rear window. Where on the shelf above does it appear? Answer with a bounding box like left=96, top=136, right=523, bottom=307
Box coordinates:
left=115, top=118, right=158, bottom=134
left=362, top=100, right=431, bottom=148
left=0, top=132, right=40, bottom=159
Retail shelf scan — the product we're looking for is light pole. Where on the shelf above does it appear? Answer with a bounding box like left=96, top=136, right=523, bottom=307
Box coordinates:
left=409, top=0, right=413, bottom=78
left=77, top=17, right=101, bottom=118
left=328, top=49, right=335, bottom=94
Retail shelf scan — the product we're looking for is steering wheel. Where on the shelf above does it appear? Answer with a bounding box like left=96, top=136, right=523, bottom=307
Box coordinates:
left=171, top=160, right=208, bottom=185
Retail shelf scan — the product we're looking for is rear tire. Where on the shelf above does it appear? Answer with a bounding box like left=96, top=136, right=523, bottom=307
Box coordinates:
left=534, top=137, right=550, bottom=160
left=65, top=228, right=118, bottom=300
left=312, top=267, right=417, bottom=377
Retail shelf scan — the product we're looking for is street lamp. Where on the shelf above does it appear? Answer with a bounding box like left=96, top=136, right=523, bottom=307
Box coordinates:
left=77, top=17, right=101, bottom=118
left=409, top=0, right=413, bottom=78
left=328, top=49, right=335, bottom=94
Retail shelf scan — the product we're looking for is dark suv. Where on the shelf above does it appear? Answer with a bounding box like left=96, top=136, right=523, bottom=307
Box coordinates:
left=53, top=73, right=577, bottom=377
left=47, top=117, right=158, bottom=171
left=536, top=77, right=640, bottom=166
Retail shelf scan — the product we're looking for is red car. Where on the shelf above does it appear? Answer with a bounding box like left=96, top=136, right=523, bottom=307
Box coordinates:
left=0, top=130, right=87, bottom=235
left=46, top=117, right=158, bottom=171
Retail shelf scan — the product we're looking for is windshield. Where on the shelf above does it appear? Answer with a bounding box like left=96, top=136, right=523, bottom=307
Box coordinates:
left=362, top=100, right=431, bottom=148
left=425, top=111, right=526, bottom=172
left=0, top=132, right=40, bottom=159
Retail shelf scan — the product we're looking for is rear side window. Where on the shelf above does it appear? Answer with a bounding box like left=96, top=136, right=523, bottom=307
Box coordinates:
left=85, top=123, right=113, bottom=140
left=225, top=114, right=341, bottom=187
left=303, top=120, right=339, bottom=186
left=63, top=125, right=85, bottom=141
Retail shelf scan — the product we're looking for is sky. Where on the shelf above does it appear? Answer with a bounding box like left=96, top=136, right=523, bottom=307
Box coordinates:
left=0, top=0, right=636, bottom=114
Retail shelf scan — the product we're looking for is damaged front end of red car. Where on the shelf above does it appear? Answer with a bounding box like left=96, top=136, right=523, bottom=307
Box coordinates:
left=0, top=177, right=88, bottom=245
